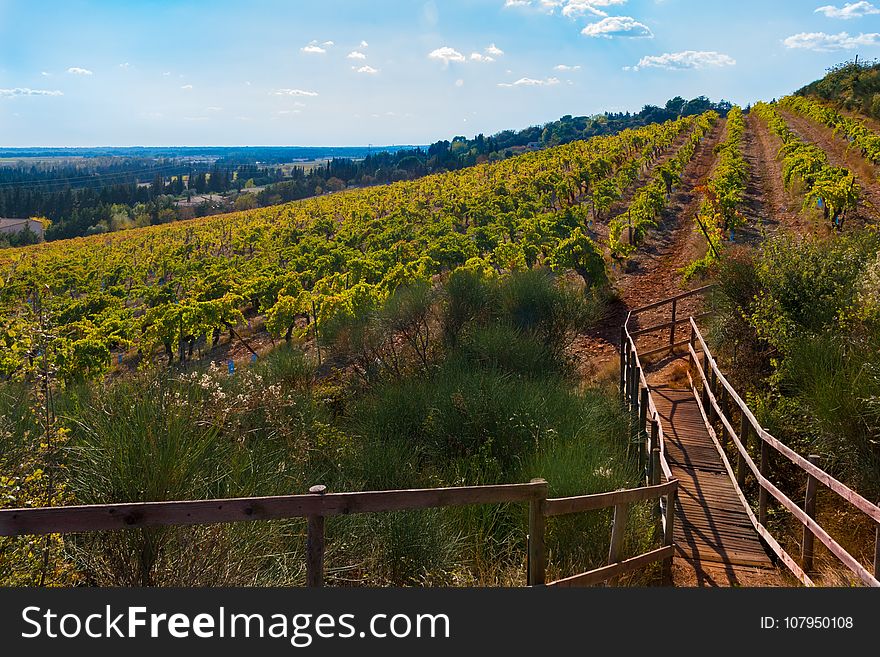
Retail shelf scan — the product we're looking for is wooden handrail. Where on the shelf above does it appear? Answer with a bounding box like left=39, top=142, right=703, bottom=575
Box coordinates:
left=629, top=284, right=715, bottom=314
left=623, top=310, right=674, bottom=482
left=544, top=480, right=678, bottom=517
left=688, top=325, right=880, bottom=587
left=685, top=368, right=814, bottom=586
left=547, top=546, right=674, bottom=587
left=0, top=476, right=678, bottom=588
left=630, top=311, right=714, bottom=337
left=544, top=480, right=677, bottom=586
left=0, top=482, right=547, bottom=538
left=690, top=318, right=880, bottom=524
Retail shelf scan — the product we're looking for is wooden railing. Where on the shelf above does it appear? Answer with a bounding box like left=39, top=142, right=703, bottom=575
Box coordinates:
left=0, top=477, right=677, bottom=588
left=544, top=480, right=677, bottom=586
left=687, top=318, right=880, bottom=587
left=620, top=285, right=713, bottom=488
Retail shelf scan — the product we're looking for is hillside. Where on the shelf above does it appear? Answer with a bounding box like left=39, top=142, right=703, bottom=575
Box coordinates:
left=796, top=57, right=880, bottom=120
left=0, top=96, right=730, bottom=244
left=2, top=62, right=880, bottom=589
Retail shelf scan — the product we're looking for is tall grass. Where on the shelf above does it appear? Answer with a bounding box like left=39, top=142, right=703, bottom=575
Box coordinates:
left=4, top=269, right=657, bottom=586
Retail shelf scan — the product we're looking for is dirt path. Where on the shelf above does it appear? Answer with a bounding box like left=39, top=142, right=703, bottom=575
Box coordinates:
left=574, top=120, right=727, bottom=381
left=740, top=113, right=806, bottom=236
left=588, top=125, right=705, bottom=249
left=779, top=108, right=880, bottom=222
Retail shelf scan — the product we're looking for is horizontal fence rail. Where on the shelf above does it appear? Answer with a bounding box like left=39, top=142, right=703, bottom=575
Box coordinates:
left=0, top=477, right=678, bottom=588
left=688, top=318, right=880, bottom=588
left=0, top=482, right=546, bottom=537
left=544, top=480, right=677, bottom=587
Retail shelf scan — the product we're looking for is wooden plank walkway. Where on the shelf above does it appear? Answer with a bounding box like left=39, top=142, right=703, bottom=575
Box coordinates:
left=651, top=386, right=773, bottom=568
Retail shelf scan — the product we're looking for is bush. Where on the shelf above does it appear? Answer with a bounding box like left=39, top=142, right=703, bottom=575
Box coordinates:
left=710, top=230, right=880, bottom=498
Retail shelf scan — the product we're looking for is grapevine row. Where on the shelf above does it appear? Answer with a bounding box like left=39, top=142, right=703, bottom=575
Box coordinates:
left=683, top=106, right=748, bottom=278
left=608, top=111, right=719, bottom=258
left=780, top=95, right=880, bottom=165
left=752, top=101, right=859, bottom=225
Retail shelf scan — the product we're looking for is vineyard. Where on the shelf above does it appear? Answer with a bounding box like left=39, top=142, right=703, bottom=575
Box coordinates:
left=0, top=113, right=714, bottom=382
left=3, top=59, right=880, bottom=589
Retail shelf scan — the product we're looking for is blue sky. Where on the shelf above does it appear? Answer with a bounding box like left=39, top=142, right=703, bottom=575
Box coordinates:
left=1, top=0, right=880, bottom=147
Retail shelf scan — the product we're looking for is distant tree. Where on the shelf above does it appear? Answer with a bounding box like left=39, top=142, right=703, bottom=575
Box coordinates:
left=234, top=194, right=259, bottom=211
left=151, top=173, right=164, bottom=196
left=326, top=177, right=346, bottom=192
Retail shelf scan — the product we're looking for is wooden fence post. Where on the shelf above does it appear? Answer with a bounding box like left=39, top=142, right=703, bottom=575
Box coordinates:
left=708, top=370, right=719, bottom=425
left=689, top=324, right=696, bottom=371
left=651, top=447, right=661, bottom=487
left=608, top=502, right=629, bottom=585
left=632, top=365, right=641, bottom=410
left=528, top=478, right=548, bottom=586
left=874, top=502, right=879, bottom=581
left=628, top=355, right=637, bottom=411
left=758, top=440, right=769, bottom=527
left=669, top=298, right=678, bottom=349
left=802, top=455, right=821, bottom=572
left=736, top=413, right=749, bottom=488
left=619, top=328, right=627, bottom=404
left=701, top=352, right=711, bottom=409
left=638, top=387, right=649, bottom=446
left=662, top=487, right=677, bottom=582
left=643, top=419, right=660, bottom=486
left=306, top=484, right=327, bottom=587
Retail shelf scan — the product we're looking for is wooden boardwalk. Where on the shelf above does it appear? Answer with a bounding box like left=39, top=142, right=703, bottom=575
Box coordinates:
left=651, top=386, right=773, bottom=568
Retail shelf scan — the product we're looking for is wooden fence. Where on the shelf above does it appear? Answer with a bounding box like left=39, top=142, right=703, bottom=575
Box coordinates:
left=0, top=477, right=677, bottom=587
left=688, top=318, right=880, bottom=587
left=619, top=285, right=713, bottom=488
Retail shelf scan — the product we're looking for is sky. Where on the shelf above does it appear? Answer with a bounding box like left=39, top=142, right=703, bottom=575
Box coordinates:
left=1, top=0, right=880, bottom=147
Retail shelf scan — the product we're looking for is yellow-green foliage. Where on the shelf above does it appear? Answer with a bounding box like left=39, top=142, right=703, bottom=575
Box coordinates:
left=753, top=101, right=859, bottom=222
left=0, top=114, right=714, bottom=382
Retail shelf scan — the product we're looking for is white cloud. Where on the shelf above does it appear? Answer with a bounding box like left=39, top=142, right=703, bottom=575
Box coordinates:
left=67, top=67, right=93, bottom=75
left=0, top=87, right=64, bottom=98
left=322, top=40, right=335, bottom=46
left=41, top=71, right=50, bottom=77
left=470, top=52, right=496, bottom=62
left=503, top=0, right=626, bottom=17
left=455, top=79, right=465, bottom=87
left=206, top=106, right=223, bottom=112
left=815, top=2, right=880, bottom=19
left=554, top=64, right=581, bottom=71
left=582, top=16, right=652, bottom=38
left=428, top=46, right=467, bottom=65
left=180, top=84, right=193, bottom=90
left=633, top=50, right=736, bottom=71
left=486, top=43, right=505, bottom=56
left=498, top=76, right=561, bottom=87
left=301, top=45, right=326, bottom=54
left=354, top=65, right=379, bottom=74
left=273, top=88, right=319, bottom=97
left=563, top=0, right=627, bottom=17
left=783, top=31, right=880, bottom=50
left=119, top=62, right=131, bottom=69
left=162, top=71, right=171, bottom=76
left=347, top=50, right=367, bottom=59
left=360, top=40, right=370, bottom=48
